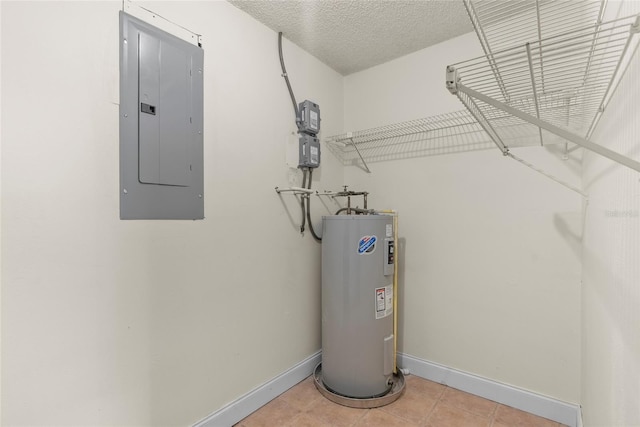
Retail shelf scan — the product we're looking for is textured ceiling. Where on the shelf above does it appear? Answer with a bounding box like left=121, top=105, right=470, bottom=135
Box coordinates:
left=228, top=0, right=474, bottom=75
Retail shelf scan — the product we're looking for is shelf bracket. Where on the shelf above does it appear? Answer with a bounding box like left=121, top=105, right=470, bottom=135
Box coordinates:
left=447, top=66, right=509, bottom=155
left=456, top=83, right=640, bottom=173
left=347, top=136, right=372, bottom=174
left=525, top=43, right=544, bottom=147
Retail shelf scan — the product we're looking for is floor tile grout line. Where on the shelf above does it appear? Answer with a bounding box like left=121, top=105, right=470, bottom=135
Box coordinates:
left=348, top=407, right=370, bottom=427
left=422, top=382, right=448, bottom=426
left=488, top=400, right=500, bottom=427
left=437, top=400, right=499, bottom=423
left=433, top=384, right=506, bottom=427
left=421, top=397, right=440, bottom=427
left=376, top=393, right=436, bottom=426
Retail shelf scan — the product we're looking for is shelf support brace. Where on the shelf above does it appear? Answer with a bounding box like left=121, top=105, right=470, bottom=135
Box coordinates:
left=457, top=83, right=640, bottom=173
left=525, top=43, right=544, bottom=146
left=447, top=66, right=509, bottom=155
left=348, top=137, right=372, bottom=174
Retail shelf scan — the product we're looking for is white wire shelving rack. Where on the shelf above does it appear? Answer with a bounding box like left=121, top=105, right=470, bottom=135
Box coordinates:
left=325, top=1, right=640, bottom=181
left=465, top=0, right=606, bottom=50
left=448, top=1, right=640, bottom=173
left=325, top=110, right=499, bottom=172
left=464, top=0, right=606, bottom=103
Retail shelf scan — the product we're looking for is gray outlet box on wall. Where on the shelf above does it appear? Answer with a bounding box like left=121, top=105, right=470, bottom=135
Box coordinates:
left=119, top=12, right=204, bottom=219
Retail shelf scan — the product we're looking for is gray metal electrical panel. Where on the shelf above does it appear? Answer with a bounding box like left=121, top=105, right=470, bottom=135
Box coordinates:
left=119, top=12, right=204, bottom=220
left=321, top=215, right=395, bottom=398
left=299, top=133, right=321, bottom=168
left=299, top=100, right=320, bottom=135
left=297, top=100, right=321, bottom=169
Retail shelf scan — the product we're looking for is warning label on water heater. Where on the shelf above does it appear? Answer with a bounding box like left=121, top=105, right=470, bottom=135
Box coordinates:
left=375, top=285, right=393, bottom=319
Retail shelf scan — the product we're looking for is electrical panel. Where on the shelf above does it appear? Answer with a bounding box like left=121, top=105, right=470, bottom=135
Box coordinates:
left=299, top=100, right=321, bottom=135
left=297, top=100, right=321, bottom=168
left=299, top=133, right=321, bottom=168
left=119, top=12, right=204, bottom=220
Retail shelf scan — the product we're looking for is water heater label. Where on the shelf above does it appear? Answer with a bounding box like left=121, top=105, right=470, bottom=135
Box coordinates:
left=386, top=224, right=393, bottom=237
left=358, top=235, right=377, bottom=254
left=375, top=285, right=393, bottom=319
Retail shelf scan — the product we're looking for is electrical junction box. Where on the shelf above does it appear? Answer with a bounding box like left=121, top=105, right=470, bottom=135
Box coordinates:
left=119, top=12, right=204, bottom=220
left=299, top=133, right=320, bottom=168
left=299, top=100, right=320, bottom=135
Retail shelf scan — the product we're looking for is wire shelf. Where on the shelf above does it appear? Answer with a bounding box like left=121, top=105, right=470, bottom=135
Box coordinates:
left=325, top=110, right=500, bottom=167
left=449, top=13, right=640, bottom=149
left=326, top=2, right=640, bottom=174
left=465, top=0, right=605, bottom=54
left=464, top=0, right=605, bottom=104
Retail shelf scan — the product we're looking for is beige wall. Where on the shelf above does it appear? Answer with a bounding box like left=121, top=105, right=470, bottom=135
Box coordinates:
left=4, top=1, right=639, bottom=425
left=1, top=1, right=343, bottom=425
left=581, top=1, right=640, bottom=425
left=343, top=32, right=583, bottom=403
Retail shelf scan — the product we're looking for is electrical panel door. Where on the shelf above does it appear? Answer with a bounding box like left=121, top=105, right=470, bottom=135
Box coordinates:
left=120, top=12, right=204, bottom=219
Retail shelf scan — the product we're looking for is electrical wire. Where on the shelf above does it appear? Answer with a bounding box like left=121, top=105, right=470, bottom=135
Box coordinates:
left=278, top=32, right=300, bottom=127
left=300, top=169, right=307, bottom=233
left=335, top=207, right=369, bottom=215
left=306, top=168, right=322, bottom=242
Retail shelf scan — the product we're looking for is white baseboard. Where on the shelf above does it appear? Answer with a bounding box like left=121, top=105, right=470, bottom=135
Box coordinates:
left=397, top=353, right=580, bottom=427
left=576, top=405, right=583, bottom=427
left=194, top=351, right=580, bottom=427
left=193, top=351, right=321, bottom=427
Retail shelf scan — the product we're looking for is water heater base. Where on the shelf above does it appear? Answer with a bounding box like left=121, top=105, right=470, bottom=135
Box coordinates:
left=313, top=363, right=405, bottom=409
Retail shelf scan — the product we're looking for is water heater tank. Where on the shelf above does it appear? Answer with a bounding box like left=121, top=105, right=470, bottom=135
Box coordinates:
left=321, top=215, right=395, bottom=398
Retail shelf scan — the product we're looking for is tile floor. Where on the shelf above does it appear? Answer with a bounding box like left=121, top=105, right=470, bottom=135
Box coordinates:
left=235, top=375, right=566, bottom=427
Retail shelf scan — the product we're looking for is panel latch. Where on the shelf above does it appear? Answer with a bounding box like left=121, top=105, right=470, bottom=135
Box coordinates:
left=140, top=103, right=156, bottom=115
